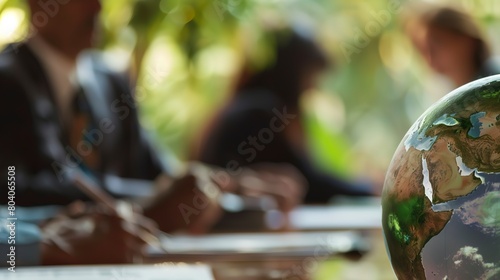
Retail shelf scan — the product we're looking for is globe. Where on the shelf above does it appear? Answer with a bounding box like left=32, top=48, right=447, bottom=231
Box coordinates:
left=382, top=75, right=500, bottom=280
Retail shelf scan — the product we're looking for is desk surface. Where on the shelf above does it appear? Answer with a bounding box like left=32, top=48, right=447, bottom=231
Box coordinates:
left=145, top=230, right=394, bottom=280
left=149, top=230, right=368, bottom=258
left=146, top=199, right=392, bottom=280
left=0, top=202, right=392, bottom=280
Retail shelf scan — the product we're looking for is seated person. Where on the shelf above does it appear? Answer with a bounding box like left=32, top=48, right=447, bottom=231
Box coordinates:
left=195, top=29, right=374, bottom=203
left=0, top=0, right=304, bottom=264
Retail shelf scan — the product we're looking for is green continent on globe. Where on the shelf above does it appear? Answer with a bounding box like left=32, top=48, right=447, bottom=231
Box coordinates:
left=383, top=146, right=453, bottom=280
left=382, top=76, right=500, bottom=280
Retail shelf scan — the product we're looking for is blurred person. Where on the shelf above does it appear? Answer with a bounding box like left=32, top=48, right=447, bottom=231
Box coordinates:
left=0, top=0, right=304, bottom=264
left=404, top=3, right=500, bottom=88
left=195, top=29, right=374, bottom=203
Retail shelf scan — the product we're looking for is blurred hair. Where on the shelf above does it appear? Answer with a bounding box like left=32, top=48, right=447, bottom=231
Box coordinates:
left=236, top=29, right=330, bottom=111
left=402, top=2, right=491, bottom=67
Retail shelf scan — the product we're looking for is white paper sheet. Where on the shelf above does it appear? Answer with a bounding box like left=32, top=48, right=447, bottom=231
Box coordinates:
left=290, top=201, right=382, bottom=230
left=0, top=264, right=214, bottom=280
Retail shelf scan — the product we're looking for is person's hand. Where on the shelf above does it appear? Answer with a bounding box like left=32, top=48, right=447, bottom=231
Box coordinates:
left=199, top=163, right=307, bottom=212
left=40, top=201, right=156, bottom=265
left=143, top=173, right=223, bottom=235
left=143, top=162, right=306, bottom=234
left=236, top=163, right=307, bottom=213
left=191, top=162, right=307, bottom=213
left=242, top=163, right=306, bottom=212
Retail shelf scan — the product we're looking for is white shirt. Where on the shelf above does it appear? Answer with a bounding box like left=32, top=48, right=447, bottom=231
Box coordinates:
left=27, top=36, right=77, bottom=124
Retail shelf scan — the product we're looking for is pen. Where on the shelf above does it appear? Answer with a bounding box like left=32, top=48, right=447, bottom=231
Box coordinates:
left=73, top=174, right=168, bottom=253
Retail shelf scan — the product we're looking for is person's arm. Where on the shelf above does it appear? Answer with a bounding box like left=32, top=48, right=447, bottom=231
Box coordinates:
left=2, top=202, right=157, bottom=266
left=39, top=209, right=149, bottom=265
left=294, top=157, right=374, bottom=203
left=198, top=104, right=372, bottom=204
left=101, top=63, right=167, bottom=180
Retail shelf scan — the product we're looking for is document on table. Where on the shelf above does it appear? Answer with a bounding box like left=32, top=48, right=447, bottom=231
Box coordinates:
left=290, top=198, right=382, bottom=230
left=0, top=264, right=214, bottom=280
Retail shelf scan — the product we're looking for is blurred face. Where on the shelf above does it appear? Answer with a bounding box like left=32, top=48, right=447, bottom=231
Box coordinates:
left=406, top=21, right=429, bottom=63
left=29, top=0, right=102, bottom=59
left=424, top=26, right=478, bottom=75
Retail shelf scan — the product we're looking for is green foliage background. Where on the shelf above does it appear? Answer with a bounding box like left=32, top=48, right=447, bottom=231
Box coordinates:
left=1, top=1, right=500, bottom=278
left=1, top=0, right=500, bottom=179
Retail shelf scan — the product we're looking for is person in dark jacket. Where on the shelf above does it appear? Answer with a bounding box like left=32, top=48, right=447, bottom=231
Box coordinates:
left=196, top=29, right=374, bottom=203
left=0, top=1, right=303, bottom=265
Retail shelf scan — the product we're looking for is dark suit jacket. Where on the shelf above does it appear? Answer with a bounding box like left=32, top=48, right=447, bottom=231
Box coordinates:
left=0, top=43, right=163, bottom=206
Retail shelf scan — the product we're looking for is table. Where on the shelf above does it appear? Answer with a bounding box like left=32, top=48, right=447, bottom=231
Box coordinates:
left=144, top=200, right=393, bottom=280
